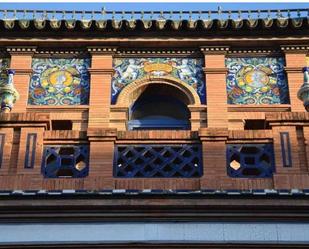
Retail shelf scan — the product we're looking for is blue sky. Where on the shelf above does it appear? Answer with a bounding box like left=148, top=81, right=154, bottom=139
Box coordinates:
left=0, top=2, right=308, bottom=12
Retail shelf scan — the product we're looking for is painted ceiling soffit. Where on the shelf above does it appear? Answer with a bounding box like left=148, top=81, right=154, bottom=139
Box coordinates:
left=0, top=8, right=308, bottom=32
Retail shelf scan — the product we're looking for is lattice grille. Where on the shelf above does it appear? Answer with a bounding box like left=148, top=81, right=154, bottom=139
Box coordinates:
left=42, top=145, right=89, bottom=178
left=227, top=144, right=275, bottom=178
left=114, top=144, right=203, bottom=178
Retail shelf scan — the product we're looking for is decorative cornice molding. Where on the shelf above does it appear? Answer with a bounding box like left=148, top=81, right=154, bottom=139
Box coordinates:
left=35, top=49, right=85, bottom=55
left=6, top=46, right=36, bottom=55
left=227, top=49, right=281, bottom=56
left=200, top=46, right=230, bottom=55
left=281, top=45, right=309, bottom=53
left=115, top=49, right=200, bottom=57
left=87, top=46, right=117, bottom=55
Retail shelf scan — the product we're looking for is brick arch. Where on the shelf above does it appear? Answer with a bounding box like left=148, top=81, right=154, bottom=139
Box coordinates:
left=115, top=75, right=201, bottom=106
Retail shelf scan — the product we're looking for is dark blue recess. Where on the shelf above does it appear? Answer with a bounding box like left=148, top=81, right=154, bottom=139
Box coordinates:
left=226, top=143, right=275, bottom=178
left=42, top=145, right=89, bottom=178
left=114, top=144, right=203, bottom=178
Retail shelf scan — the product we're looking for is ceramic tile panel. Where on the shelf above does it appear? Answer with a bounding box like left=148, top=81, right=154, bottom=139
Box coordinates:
left=28, top=58, right=90, bottom=105
left=226, top=57, right=289, bottom=104
left=111, top=57, right=205, bottom=104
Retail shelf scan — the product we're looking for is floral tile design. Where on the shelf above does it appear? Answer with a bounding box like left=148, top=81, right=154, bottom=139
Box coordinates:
left=111, top=57, right=206, bottom=104
left=226, top=57, right=289, bottom=104
left=28, top=58, right=90, bottom=105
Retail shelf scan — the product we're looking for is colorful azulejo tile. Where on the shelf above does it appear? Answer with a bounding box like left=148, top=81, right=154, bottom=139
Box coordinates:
left=226, top=57, right=289, bottom=104
left=28, top=58, right=90, bottom=105
left=0, top=58, right=10, bottom=86
left=111, top=57, right=206, bottom=104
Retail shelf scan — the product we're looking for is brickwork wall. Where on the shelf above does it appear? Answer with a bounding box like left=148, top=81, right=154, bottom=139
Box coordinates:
left=0, top=45, right=308, bottom=191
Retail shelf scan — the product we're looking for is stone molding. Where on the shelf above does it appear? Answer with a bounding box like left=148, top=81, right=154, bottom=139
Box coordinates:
left=6, top=46, right=36, bottom=55
left=200, top=46, right=230, bottom=55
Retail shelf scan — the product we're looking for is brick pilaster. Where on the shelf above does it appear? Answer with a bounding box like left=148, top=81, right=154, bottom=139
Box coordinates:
left=87, top=47, right=116, bottom=128
left=199, top=128, right=228, bottom=189
left=7, top=47, right=36, bottom=112
left=281, top=46, right=307, bottom=112
left=201, top=46, right=229, bottom=128
left=85, top=128, right=116, bottom=189
left=0, top=128, right=14, bottom=176
left=16, top=127, right=44, bottom=175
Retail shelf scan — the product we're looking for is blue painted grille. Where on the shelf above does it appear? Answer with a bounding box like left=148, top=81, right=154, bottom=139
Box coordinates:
left=114, top=144, right=203, bottom=178
left=227, top=144, right=275, bottom=178
left=42, top=145, right=89, bottom=178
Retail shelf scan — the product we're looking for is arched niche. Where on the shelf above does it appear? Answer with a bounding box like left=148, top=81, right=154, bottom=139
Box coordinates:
left=110, top=76, right=206, bottom=131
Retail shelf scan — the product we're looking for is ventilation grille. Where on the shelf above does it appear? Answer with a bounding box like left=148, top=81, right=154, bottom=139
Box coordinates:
left=114, top=144, right=203, bottom=178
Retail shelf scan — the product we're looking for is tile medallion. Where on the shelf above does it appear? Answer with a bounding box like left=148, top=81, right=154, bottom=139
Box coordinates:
left=111, top=57, right=205, bottom=104
left=28, top=58, right=90, bottom=105
left=226, top=57, right=289, bottom=104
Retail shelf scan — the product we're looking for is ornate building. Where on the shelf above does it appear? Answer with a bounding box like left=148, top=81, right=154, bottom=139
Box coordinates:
left=0, top=7, right=309, bottom=248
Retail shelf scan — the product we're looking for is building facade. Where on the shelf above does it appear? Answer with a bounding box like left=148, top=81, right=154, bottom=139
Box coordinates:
left=0, top=7, right=309, bottom=248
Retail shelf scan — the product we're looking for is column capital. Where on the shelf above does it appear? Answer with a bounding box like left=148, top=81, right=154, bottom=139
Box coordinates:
left=87, top=128, right=117, bottom=141
left=88, top=68, right=114, bottom=75
left=87, top=46, right=117, bottom=55
left=284, top=66, right=304, bottom=73
left=203, top=67, right=228, bottom=74
left=6, top=46, right=37, bottom=55
left=200, top=46, right=230, bottom=55
left=280, top=45, right=309, bottom=54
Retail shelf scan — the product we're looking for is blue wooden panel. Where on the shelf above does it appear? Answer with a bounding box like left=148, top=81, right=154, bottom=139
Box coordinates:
left=280, top=132, right=292, bottom=167
left=42, top=145, right=89, bottom=178
left=114, top=144, right=203, bottom=178
left=226, top=144, right=275, bottom=178
left=24, top=133, right=37, bottom=169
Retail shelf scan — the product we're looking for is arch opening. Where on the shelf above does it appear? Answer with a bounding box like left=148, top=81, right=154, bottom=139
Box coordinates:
left=128, top=84, right=191, bottom=130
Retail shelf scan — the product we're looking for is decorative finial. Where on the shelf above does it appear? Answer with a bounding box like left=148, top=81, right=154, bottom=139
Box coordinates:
left=0, top=69, right=19, bottom=113
left=297, top=67, right=309, bottom=111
